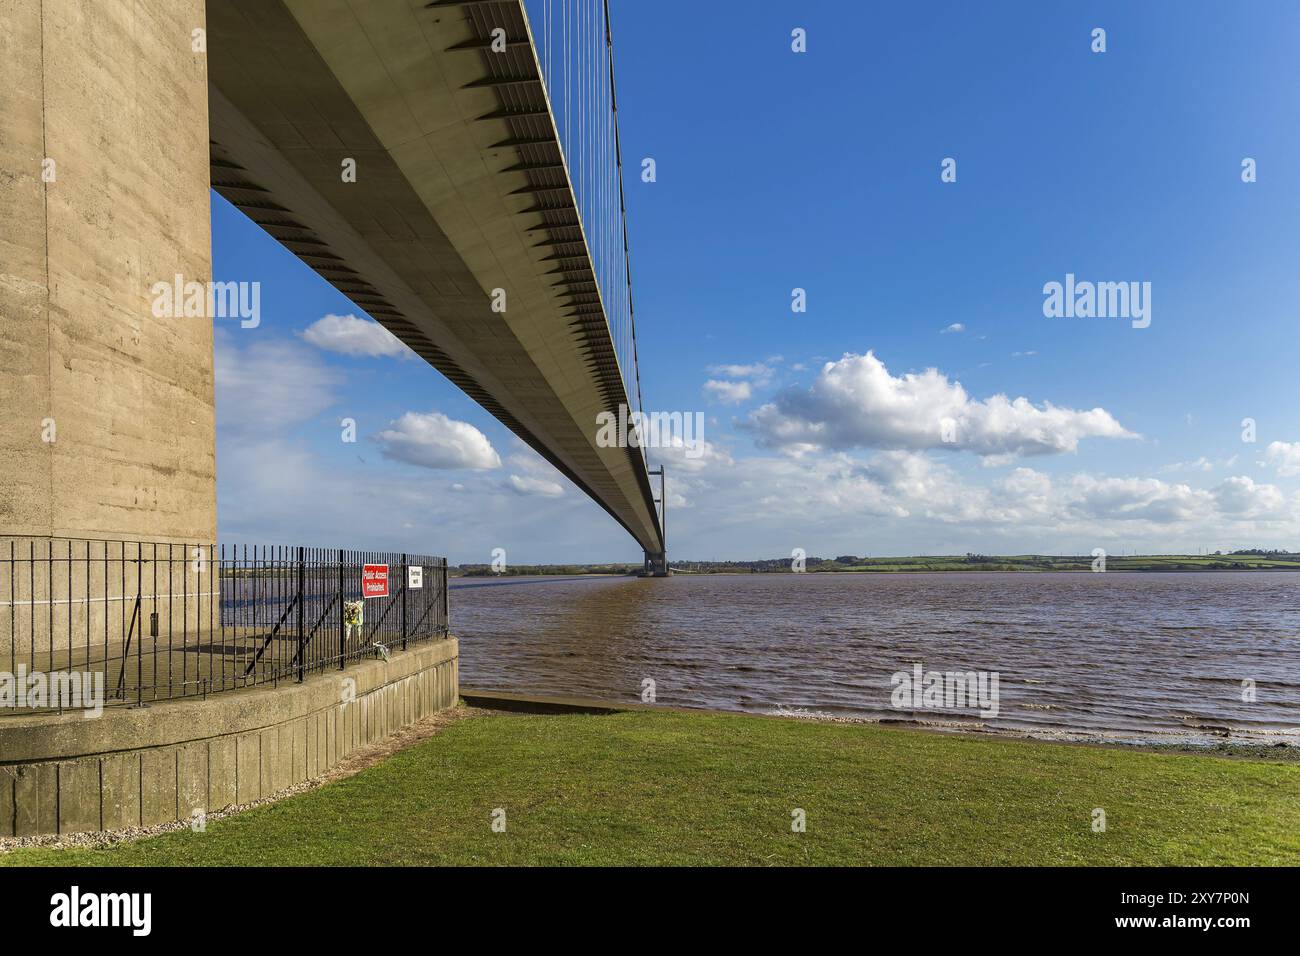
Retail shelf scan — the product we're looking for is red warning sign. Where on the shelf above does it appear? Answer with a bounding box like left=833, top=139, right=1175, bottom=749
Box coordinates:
left=362, top=564, right=389, bottom=599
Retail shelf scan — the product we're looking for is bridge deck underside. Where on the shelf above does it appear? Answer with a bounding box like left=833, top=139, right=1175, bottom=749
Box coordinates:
left=206, top=0, right=661, bottom=553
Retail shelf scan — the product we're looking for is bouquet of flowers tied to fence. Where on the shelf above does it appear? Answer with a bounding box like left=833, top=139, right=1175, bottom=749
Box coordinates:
left=343, top=600, right=364, bottom=640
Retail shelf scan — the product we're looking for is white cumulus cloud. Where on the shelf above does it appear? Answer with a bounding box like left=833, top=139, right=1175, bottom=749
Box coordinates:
left=708, top=361, right=775, bottom=383
left=749, top=351, right=1136, bottom=459
left=1062, top=474, right=1208, bottom=523
left=502, top=451, right=567, bottom=498
left=1263, top=441, right=1300, bottom=477
left=508, top=474, right=565, bottom=497
left=300, top=313, right=411, bottom=358
left=704, top=379, right=753, bottom=404
left=1211, top=475, right=1287, bottom=518
left=375, top=411, right=501, bottom=470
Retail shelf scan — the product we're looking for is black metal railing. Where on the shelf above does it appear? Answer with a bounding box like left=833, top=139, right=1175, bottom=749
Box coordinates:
left=0, top=538, right=449, bottom=714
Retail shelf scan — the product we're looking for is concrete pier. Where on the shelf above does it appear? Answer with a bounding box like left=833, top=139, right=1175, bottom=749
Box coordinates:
left=0, top=0, right=216, bottom=546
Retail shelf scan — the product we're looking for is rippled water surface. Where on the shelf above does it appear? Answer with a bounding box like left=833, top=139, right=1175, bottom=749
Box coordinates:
left=453, top=572, right=1300, bottom=745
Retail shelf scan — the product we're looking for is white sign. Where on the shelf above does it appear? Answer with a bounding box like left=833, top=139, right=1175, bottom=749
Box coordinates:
left=408, top=565, right=423, bottom=590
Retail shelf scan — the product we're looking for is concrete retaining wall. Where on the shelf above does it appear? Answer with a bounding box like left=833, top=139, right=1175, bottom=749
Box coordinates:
left=0, top=637, right=458, bottom=837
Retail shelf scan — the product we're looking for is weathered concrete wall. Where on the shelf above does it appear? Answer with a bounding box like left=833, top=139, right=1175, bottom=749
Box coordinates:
left=0, top=637, right=458, bottom=836
left=0, top=535, right=216, bottom=658
left=0, top=0, right=216, bottom=545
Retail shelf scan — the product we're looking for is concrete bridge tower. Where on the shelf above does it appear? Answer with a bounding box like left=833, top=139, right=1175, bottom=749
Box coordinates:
left=0, top=0, right=216, bottom=548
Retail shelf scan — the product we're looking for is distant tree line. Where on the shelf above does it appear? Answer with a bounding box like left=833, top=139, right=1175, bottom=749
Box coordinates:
left=453, top=549, right=1300, bottom=576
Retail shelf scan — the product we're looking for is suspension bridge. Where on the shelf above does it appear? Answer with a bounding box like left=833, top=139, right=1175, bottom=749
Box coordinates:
left=1, top=0, right=664, bottom=570
left=1, top=0, right=677, bottom=839
left=207, top=0, right=666, bottom=571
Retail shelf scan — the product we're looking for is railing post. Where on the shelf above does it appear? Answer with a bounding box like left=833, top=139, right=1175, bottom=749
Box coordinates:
left=296, top=545, right=305, bottom=682
left=135, top=547, right=143, bottom=708
left=338, top=548, right=346, bottom=670
left=401, top=553, right=408, bottom=651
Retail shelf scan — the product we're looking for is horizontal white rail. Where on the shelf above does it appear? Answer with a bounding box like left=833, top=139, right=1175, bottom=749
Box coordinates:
left=0, top=591, right=221, bottom=609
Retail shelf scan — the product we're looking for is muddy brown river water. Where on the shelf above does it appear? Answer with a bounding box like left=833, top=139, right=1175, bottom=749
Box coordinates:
left=453, top=571, right=1300, bottom=746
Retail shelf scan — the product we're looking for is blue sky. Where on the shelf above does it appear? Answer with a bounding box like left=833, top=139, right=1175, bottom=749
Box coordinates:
left=214, top=0, right=1300, bottom=563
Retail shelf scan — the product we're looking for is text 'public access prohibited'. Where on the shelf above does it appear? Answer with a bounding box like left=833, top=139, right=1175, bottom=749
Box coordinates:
left=362, top=564, right=389, bottom=598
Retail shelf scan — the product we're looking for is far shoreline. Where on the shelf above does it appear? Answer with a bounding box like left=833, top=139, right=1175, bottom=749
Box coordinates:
left=450, top=551, right=1300, bottom=577
left=453, top=564, right=1300, bottom=578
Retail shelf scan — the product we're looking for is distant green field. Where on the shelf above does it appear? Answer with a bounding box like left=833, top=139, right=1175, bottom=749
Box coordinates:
left=817, top=553, right=1300, bottom=573
left=6, top=710, right=1298, bottom=866
left=447, top=553, right=1300, bottom=576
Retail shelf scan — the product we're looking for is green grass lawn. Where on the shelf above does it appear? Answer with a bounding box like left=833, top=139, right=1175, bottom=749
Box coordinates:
left=6, top=709, right=1299, bottom=866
